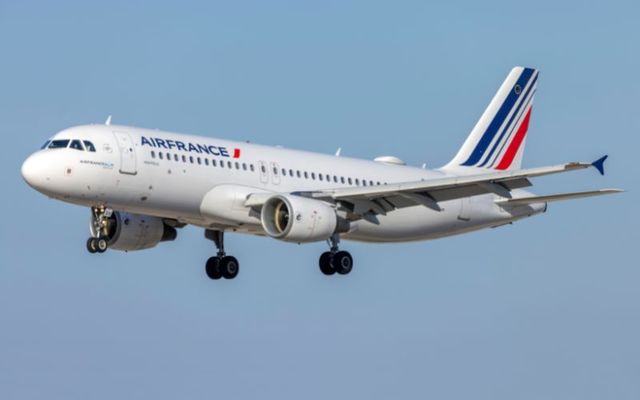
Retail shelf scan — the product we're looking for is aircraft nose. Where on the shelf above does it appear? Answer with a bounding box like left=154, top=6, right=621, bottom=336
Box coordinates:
left=21, top=153, right=47, bottom=190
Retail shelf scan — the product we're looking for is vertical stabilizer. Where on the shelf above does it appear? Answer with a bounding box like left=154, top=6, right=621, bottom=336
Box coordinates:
left=444, top=66, right=539, bottom=171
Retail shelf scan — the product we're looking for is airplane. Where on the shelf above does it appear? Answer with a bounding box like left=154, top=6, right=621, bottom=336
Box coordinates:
left=21, top=66, right=621, bottom=280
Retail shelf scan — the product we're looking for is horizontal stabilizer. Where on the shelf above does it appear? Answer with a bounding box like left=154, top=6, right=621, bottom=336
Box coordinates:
left=496, top=189, right=623, bottom=206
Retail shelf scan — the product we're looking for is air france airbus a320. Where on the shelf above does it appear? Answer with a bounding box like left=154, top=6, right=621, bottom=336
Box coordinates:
left=21, top=67, right=621, bottom=280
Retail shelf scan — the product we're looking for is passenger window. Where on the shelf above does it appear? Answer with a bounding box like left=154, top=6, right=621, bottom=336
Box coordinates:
left=174, top=154, right=179, bottom=161
left=83, top=141, right=96, bottom=152
left=220, top=160, right=225, bottom=168
left=363, top=180, right=367, bottom=186
left=355, top=178, right=360, bottom=185
left=289, top=169, right=294, bottom=176
left=243, top=163, right=247, bottom=171
left=166, top=153, right=170, bottom=160
left=304, top=171, right=308, bottom=179
left=333, top=176, right=338, bottom=183
left=212, top=159, right=217, bottom=167
left=340, top=177, right=345, bottom=184
left=311, top=172, right=316, bottom=180
left=40, top=140, right=51, bottom=150
left=235, top=162, right=240, bottom=170
left=159, top=152, right=164, bottom=160
left=151, top=151, right=156, bottom=158
left=49, top=140, right=70, bottom=149
left=319, top=174, right=323, bottom=181
left=205, top=159, right=209, bottom=166
left=296, top=170, right=301, bottom=178
left=197, top=157, right=202, bottom=165
left=182, top=155, right=187, bottom=162
left=326, top=174, right=330, bottom=181
left=250, top=164, right=255, bottom=172
left=261, top=165, right=266, bottom=173
left=189, top=156, right=194, bottom=164
left=227, top=161, right=232, bottom=168
left=282, top=168, right=286, bottom=176
left=348, top=178, right=352, bottom=185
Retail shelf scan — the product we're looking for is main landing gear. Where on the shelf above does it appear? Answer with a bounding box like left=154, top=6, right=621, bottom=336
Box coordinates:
left=204, top=230, right=239, bottom=280
left=87, top=206, right=111, bottom=254
left=319, top=234, right=353, bottom=276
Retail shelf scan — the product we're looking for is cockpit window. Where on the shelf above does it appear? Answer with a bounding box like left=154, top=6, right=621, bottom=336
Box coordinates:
left=70, top=140, right=84, bottom=151
left=48, top=140, right=70, bottom=149
left=83, top=141, right=96, bottom=152
left=40, top=140, right=51, bottom=149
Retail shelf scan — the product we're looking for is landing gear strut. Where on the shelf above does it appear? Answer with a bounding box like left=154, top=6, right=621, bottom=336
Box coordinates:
left=319, top=234, right=353, bottom=276
left=87, top=206, right=111, bottom=254
left=204, top=230, right=239, bottom=280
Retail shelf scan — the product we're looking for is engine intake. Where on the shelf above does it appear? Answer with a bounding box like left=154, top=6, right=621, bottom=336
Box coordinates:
left=260, top=195, right=347, bottom=243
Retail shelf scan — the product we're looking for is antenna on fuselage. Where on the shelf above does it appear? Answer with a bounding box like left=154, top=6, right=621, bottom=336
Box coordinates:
left=335, top=147, right=342, bottom=156
left=105, top=115, right=112, bottom=126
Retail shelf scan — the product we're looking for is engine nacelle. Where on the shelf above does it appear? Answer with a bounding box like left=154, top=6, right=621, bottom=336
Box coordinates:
left=260, top=195, right=346, bottom=243
left=90, top=211, right=177, bottom=251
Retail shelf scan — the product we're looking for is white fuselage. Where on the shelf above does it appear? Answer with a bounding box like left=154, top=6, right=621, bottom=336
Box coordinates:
left=21, top=124, right=544, bottom=243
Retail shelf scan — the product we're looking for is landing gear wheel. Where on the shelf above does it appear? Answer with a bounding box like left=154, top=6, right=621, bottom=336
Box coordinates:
left=96, top=238, right=108, bottom=253
left=333, top=251, right=353, bottom=275
left=86, top=238, right=98, bottom=254
left=319, top=252, right=336, bottom=275
left=219, top=256, right=239, bottom=279
left=205, top=256, right=222, bottom=280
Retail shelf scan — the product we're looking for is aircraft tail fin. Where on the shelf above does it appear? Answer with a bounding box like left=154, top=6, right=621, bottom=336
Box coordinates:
left=444, top=66, right=539, bottom=172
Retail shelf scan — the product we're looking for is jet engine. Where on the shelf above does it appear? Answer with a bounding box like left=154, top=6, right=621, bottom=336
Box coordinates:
left=260, top=195, right=347, bottom=243
left=89, top=211, right=177, bottom=251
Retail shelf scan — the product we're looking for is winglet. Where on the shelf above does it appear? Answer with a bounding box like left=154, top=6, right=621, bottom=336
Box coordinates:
left=591, top=155, right=608, bottom=175
left=105, top=115, right=112, bottom=126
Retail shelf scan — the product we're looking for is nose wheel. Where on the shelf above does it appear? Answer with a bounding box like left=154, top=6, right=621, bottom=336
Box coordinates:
left=319, top=235, right=353, bottom=276
left=205, top=230, right=239, bottom=280
left=87, top=237, right=108, bottom=253
left=87, top=206, right=111, bottom=254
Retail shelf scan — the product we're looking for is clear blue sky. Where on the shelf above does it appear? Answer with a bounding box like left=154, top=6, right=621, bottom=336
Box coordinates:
left=1, top=1, right=637, bottom=399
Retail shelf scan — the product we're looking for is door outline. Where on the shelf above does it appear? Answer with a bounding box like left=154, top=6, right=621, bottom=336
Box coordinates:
left=113, top=132, right=137, bottom=175
left=270, top=162, right=281, bottom=185
left=258, top=161, right=269, bottom=184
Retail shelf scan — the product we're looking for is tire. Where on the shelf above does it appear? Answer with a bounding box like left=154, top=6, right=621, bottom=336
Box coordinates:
left=220, top=256, right=239, bottom=279
left=319, top=252, right=335, bottom=275
left=96, top=238, right=108, bottom=253
left=86, top=238, right=98, bottom=254
left=205, top=257, right=222, bottom=280
left=333, top=251, right=353, bottom=275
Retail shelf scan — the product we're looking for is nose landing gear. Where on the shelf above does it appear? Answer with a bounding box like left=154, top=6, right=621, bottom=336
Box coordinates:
left=205, top=230, right=239, bottom=280
left=319, top=234, right=353, bottom=276
left=87, top=206, right=112, bottom=254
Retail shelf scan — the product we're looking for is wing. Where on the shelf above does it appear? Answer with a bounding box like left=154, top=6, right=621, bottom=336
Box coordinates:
left=495, top=189, right=622, bottom=206
left=289, top=157, right=616, bottom=220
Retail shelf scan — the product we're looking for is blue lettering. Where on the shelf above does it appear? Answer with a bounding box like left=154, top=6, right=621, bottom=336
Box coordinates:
left=141, top=136, right=154, bottom=147
left=166, top=139, right=176, bottom=150
left=188, top=143, right=200, bottom=153
left=197, top=144, right=211, bottom=155
left=219, top=147, right=229, bottom=157
left=155, top=138, right=168, bottom=149
left=208, top=145, right=220, bottom=156
left=176, top=141, right=186, bottom=151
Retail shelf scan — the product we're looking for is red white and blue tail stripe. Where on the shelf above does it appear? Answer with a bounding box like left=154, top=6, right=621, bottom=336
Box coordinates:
left=445, top=66, right=539, bottom=171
